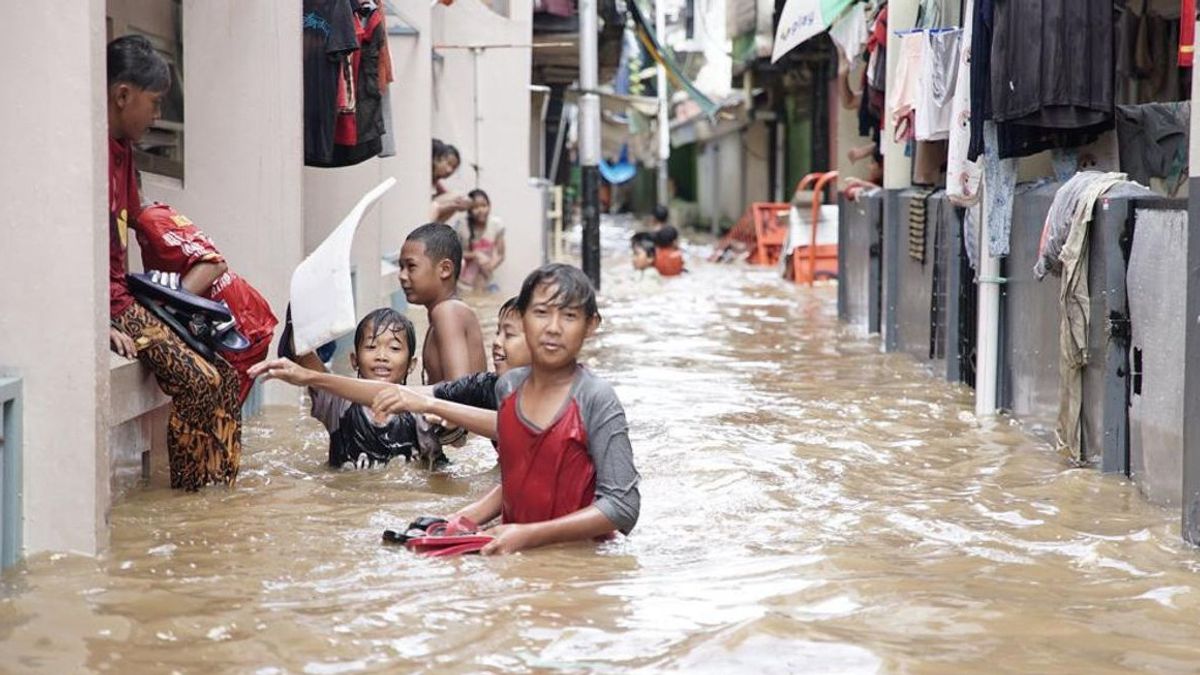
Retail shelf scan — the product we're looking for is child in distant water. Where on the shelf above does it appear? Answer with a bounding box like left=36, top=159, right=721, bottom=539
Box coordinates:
left=373, top=264, right=641, bottom=555
left=458, top=189, right=506, bottom=293
left=630, top=232, right=657, bottom=273
left=430, top=297, right=529, bottom=411
left=652, top=224, right=685, bottom=277
left=648, top=204, right=669, bottom=232
left=250, top=309, right=440, bottom=469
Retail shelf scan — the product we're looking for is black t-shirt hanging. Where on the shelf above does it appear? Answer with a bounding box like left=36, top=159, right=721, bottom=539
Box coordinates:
left=304, top=0, right=358, bottom=166
left=307, top=7, right=389, bottom=169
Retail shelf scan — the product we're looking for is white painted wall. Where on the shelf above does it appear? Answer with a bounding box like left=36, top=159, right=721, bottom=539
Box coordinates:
left=431, top=0, right=544, bottom=294
left=0, top=0, right=111, bottom=555
left=142, top=0, right=304, bottom=406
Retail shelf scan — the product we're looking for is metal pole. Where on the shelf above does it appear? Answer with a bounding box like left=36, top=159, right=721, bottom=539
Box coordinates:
left=1184, top=17, right=1200, bottom=542
left=655, top=0, right=670, bottom=207
left=975, top=194, right=1000, bottom=417
left=472, top=47, right=483, bottom=188
left=579, top=0, right=602, bottom=289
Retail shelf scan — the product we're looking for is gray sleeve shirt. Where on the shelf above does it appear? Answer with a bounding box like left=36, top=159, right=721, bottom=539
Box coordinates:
left=495, top=367, right=642, bottom=534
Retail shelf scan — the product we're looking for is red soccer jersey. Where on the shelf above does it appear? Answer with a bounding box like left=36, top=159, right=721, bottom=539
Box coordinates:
left=108, top=138, right=141, bottom=317
left=497, top=393, right=598, bottom=527
left=136, top=204, right=279, bottom=401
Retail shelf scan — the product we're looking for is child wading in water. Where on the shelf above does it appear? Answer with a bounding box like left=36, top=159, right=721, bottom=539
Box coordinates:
left=250, top=309, right=440, bottom=469
left=374, top=264, right=641, bottom=554
left=398, top=223, right=487, bottom=384
left=431, top=297, right=529, bottom=411
left=458, top=189, right=506, bottom=293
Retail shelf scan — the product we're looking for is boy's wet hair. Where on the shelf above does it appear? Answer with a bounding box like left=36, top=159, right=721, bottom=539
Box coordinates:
left=406, top=222, right=463, bottom=280
left=498, top=296, right=519, bottom=319
left=653, top=205, right=669, bottom=223
left=107, top=35, right=171, bottom=92
left=354, top=308, right=416, bottom=356
left=653, top=224, right=679, bottom=248
left=631, top=232, right=656, bottom=258
left=516, top=264, right=599, bottom=320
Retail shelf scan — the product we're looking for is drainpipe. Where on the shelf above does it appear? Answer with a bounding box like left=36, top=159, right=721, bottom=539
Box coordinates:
left=1183, top=16, right=1200, bottom=545
left=471, top=47, right=483, bottom=188
left=975, top=195, right=1001, bottom=417
left=579, top=0, right=602, bottom=289
left=655, top=0, right=670, bottom=206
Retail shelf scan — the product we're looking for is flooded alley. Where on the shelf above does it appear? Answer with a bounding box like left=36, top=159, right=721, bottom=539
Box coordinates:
left=2, top=246, right=1199, bottom=674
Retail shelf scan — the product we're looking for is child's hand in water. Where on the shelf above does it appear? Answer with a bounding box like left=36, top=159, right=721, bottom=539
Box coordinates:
left=248, top=358, right=311, bottom=386
left=480, top=523, right=538, bottom=556
left=372, top=385, right=432, bottom=416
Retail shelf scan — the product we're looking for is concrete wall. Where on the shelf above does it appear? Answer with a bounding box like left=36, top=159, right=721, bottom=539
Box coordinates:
left=142, top=0, right=304, bottom=406
left=430, top=0, right=544, bottom=294
left=0, top=0, right=111, bottom=555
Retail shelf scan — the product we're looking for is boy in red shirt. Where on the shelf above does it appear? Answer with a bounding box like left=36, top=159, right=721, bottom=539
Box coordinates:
left=106, top=35, right=242, bottom=490
left=135, top=202, right=278, bottom=403
left=373, top=264, right=641, bottom=554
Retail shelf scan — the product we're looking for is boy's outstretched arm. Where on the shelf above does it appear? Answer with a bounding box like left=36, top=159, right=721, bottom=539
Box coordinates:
left=250, top=358, right=396, bottom=407
left=373, top=387, right=499, bottom=440
left=481, top=506, right=618, bottom=555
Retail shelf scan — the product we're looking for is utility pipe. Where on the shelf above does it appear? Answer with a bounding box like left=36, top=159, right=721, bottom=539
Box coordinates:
left=579, top=0, right=602, bottom=289
left=655, top=0, right=670, bottom=206
left=975, top=195, right=1000, bottom=417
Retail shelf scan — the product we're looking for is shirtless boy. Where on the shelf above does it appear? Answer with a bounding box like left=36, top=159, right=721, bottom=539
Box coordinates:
left=397, top=222, right=487, bottom=384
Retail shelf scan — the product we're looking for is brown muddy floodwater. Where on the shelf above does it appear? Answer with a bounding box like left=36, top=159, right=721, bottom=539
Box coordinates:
left=3, top=230, right=1200, bottom=674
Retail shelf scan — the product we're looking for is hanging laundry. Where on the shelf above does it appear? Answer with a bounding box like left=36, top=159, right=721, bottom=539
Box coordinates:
left=313, top=3, right=389, bottom=168
left=981, top=121, right=1017, bottom=257
left=1115, top=102, right=1191, bottom=193
left=989, top=0, right=1115, bottom=159
left=946, top=0, right=980, bottom=206
left=1032, top=172, right=1143, bottom=463
left=304, top=0, right=360, bottom=166
left=915, top=28, right=960, bottom=141
left=966, top=0, right=994, bottom=162
left=828, top=3, right=869, bottom=66
left=376, top=6, right=397, bottom=157
left=888, top=31, right=924, bottom=143
left=859, top=6, right=888, bottom=145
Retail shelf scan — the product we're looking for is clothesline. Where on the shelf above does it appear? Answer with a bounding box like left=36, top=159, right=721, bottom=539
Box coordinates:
left=433, top=42, right=575, bottom=50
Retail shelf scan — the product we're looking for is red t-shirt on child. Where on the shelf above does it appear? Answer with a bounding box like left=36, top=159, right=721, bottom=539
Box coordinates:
left=108, top=138, right=140, bottom=317
left=493, top=366, right=641, bottom=536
